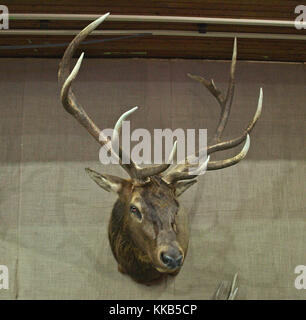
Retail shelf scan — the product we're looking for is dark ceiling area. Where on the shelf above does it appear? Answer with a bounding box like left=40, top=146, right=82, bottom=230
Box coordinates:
left=1, top=1, right=306, bottom=62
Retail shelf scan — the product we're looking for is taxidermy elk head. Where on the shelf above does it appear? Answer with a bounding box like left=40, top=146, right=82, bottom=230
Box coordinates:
left=58, top=13, right=263, bottom=285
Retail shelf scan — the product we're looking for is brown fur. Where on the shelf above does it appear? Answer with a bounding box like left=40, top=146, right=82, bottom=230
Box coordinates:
left=107, top=176, right=190, bottom=285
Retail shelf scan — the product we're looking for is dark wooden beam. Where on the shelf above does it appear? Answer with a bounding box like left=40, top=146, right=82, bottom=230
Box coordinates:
left=1, top=1, right=305, bottom=61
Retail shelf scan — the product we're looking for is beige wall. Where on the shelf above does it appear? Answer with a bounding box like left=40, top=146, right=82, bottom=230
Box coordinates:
left=0, top=57, right=305, bottom=299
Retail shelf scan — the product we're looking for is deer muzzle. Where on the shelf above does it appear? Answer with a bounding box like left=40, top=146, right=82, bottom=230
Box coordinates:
left=157, top=245, right=184, bottom=271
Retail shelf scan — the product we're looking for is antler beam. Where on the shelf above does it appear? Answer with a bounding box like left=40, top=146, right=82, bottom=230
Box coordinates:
left=58, top=13, right=176, bottom=181
left=163, top=38, right=263, bottom=183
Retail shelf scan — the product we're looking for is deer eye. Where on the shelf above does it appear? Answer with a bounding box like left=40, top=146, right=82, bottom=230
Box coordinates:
left=130, top=205, right=142, bottom=220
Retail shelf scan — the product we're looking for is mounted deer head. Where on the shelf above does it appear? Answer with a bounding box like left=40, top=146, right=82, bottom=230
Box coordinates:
left=58, top=13, right=263, bottom=285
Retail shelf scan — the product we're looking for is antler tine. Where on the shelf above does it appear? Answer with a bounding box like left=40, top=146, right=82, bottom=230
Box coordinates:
left=188, top=37, right=237, bottom=143
left=112, top=108, right=177, bottom=179
left=59, top=13, right=175, bottom=181
left=164, top=134, right=249, bottom=182
left=59, top=14, right=113, bottom=149
left=215, top=37, right=237, bottom=142
left=163, top=155, right=210, bottom=184
left=207, top=134, right=250, bottom=170
left=133, top=141, right=177, bottom=180
left=207, top=87, right=263, bottom=156
left=187, top=87, right=262, bottom=162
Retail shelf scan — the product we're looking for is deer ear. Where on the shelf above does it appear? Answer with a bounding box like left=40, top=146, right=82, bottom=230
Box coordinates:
left=174, top=180, right=197, bottom=197
left=85, top=168, right=126, bottom=193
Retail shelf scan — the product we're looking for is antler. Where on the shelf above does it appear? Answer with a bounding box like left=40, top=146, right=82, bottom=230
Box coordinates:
left=58, top=13, right=176, bottom=181
left=163, top=38, right=263, bottom=183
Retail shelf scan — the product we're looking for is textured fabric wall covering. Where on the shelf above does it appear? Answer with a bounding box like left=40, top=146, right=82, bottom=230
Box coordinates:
left=0, top=58, right=305, bottom=300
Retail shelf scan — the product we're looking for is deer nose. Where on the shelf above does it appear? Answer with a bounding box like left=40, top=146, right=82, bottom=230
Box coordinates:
left=160, top=251, right=183, bottom=269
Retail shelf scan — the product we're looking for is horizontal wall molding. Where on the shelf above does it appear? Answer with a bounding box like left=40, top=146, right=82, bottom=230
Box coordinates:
left=9, top=13, right=304, bottom=28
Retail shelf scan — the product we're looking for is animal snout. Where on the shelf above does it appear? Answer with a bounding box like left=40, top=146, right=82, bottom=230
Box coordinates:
left=160, top=249, right=184, bottom=269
